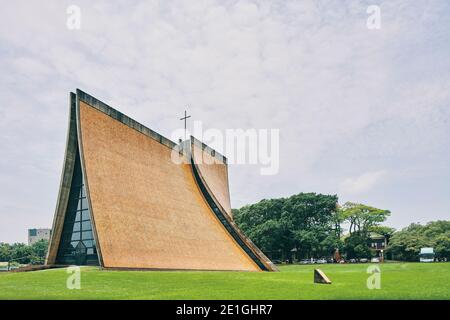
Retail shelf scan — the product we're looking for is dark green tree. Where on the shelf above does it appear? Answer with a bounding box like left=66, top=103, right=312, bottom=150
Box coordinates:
left=343, top=233, right=373, bottom=259
left=9, top=243, right=34, bottom=264
left=0, top=243, right=12, bottom=261
left=234, top=192, right=339, bottom=260
left=0, top=240, right=49, bottom=265
left=387, top=221, right=450, bottom=261
left=30, top=239, right=49, bottom=264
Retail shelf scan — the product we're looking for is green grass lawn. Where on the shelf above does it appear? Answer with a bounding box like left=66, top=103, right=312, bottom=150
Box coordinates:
left=0, top=263, right=449, bottom=300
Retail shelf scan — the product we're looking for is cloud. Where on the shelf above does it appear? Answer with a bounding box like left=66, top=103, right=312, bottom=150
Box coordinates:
left=339, top=170, right=387, bottom=195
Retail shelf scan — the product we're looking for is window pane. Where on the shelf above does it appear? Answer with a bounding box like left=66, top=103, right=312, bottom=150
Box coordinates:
left=62, top=223, right=74, bottom=233
left=68, top=197, right=79, bottom=212
left=83, top=240, right=94, bottom=248
left=82, top=220, right=92, bottom=231
left=81, top=197, right=88, bottom=210
left=75, top=212, right=81, bottom=222
left=64, top=212, right=77, bottom=225
left=81, top=210, right=90, bottom=221
left=71, top=232, right=81, bottom=241
left=82, top=231, right=93, bottom=239
left=73, top=222, right=81, bottom=232
left=62, top=227, right=74, bottom=235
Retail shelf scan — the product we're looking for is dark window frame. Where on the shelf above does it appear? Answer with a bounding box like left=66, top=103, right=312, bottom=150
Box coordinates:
left=56, top=148, right=99, bottom=266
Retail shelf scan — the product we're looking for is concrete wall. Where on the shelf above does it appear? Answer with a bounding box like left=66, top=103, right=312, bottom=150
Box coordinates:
left=28, top=228, right=51, bottom=245
left=191, top=139, right=232, bottom=217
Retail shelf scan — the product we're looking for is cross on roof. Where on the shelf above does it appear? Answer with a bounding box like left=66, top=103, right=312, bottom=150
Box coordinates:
left=180, top=110, right=191, bottom=142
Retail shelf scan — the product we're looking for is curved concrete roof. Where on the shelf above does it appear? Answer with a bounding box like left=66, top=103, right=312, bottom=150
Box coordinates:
left=46, top=90, right=277, bottom=271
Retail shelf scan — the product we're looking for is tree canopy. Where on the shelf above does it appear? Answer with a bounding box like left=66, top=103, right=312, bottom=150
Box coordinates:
left=233, top=194, right=429, bottom=262
left=0, top=239, right=48, bottom=264
left=387, top=221, right=450, bottom=261
left=233, top=192, right=339, bottom=260
left=339, top=202, right=391, bottom=235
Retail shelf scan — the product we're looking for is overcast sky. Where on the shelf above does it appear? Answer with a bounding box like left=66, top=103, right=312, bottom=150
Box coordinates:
left=1, top=0, right=449, bottom=243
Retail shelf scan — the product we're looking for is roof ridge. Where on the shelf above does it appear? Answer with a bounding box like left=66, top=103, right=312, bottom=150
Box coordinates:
left=75, top=89, right=177, bottom=150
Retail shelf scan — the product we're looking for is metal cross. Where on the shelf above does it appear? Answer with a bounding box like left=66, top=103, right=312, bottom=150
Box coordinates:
left=180, top=110, right=191, bottom=142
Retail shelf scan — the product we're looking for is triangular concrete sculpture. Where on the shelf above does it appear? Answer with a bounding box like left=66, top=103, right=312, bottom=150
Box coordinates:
left=45, top=90, right=277, bottom=272
left=314, top=269, right=332, bottom=284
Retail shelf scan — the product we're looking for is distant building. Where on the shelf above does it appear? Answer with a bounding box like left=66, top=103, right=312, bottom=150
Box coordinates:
left=369, top=232, right=387, bottom=258
left=28, top=228, right=51, bottom=245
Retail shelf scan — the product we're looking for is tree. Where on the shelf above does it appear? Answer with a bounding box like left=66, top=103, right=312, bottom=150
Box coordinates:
left=29, top=239, right=49, bottom=264
left=387, top=221, right=450, bottom=261
left=339, top=203, right=390, bottom=259
left=343, top=233, right=373, bottom=259
left=31, top=240, right=49, bottom=260
left=0, top=240, right=49, bottom=265
left=0, top=243, right=12, bottom=261
left=234, top=192, right=339, bottom=260
left=340, top=202, right=390, bottom=236
left=434, top=234, right=450, bottom=260
left=370, top=225, right=396, bottom=245
left=369, top=225, right=396, bottom=238
left=11, top=243, right=34, bottom=264
left=331, top=208, right=345, bottom=238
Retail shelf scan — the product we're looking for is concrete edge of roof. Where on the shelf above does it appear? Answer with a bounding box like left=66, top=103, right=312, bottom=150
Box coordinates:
left=191, top=135, right=227, bottom=164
